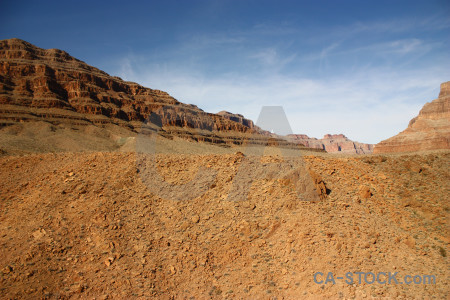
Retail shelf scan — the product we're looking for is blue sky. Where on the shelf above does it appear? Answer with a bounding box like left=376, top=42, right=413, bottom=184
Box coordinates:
left=1, top=0, right=449, bottom=143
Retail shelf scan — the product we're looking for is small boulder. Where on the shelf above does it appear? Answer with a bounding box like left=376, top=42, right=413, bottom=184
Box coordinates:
left=359, top=186, right=372, bottom=199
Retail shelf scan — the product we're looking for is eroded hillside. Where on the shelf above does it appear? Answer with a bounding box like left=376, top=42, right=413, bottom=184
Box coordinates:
left=0, top=149, right=448, bottom=299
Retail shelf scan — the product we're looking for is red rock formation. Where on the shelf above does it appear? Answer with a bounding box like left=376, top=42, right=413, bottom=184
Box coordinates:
left=0, top=38, right=257, bottom=132
left=0, top=38, right=324, bottom=152
left=217, top=111, right=255, bottom=129
left=288, top=134, right=374, bottom=154
left=374, top=82, right=450, bottom=153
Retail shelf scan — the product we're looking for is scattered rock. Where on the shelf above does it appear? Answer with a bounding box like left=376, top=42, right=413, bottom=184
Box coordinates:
left=2, top=265, right=13, bottom=274
left=104, top=257, right=114, bottom=267
left=191, top=215, right=200, bottom=223
left=359, top=186, right=372, bottom=199
left=168, top=265, right=176, bottom=275
left=0, top=139, right=448, bottom=299
left=308, top=170, right=328, bottom=200
left=404, top=236, right=416, bottom=248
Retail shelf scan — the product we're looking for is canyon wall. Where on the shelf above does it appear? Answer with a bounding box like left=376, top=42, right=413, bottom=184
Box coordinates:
left=0, top=38, right=322, bottom=152
left=374, top=82, right=450, bottom=153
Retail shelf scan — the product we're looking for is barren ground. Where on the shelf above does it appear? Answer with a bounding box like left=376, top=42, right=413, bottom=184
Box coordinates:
left=0, top=143, right=449, bottom=299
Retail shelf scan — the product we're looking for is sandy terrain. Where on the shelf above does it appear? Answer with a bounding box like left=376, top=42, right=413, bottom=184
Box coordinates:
left=0, top=141, right=448, bottom=299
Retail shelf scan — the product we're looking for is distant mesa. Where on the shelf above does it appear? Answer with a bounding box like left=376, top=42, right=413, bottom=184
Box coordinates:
left=288, top=134, right=374, bottom=154
left=374, top=81, right=450, bottom=153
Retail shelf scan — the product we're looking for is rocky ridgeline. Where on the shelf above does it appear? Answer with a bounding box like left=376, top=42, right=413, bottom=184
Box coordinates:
left=374, top=82, right=450, bottom=153
left=0, top=38, right=254, bottom=132
left=0, top=38, right=321, bottom=151
left=217, top=111, right=256, bottom=130
left=288, top=133, right=374, bottom=154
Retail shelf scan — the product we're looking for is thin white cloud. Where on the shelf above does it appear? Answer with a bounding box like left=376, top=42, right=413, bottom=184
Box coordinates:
left=304, top=38, right=435, bottom=65
left=318, top=42, right=340, bottom=72
left=248, top=48, right=297, bottom=71
left=112, top=15, right=449, bottom=145
left=117, top=55, right=448, bottom=144
left=335, top=15, right=450, bottom=38
left=388, top=39, right=423, bottom=54
left=119, top=57, right=136, bottom=79
left=346, top=38, right=431, bottom=57
left=184, top=34, right=245, bottom=48
left=250, top=48, right=278, bottom=65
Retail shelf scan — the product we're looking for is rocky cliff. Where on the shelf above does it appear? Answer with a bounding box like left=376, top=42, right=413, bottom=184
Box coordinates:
left=217, top=111, right=256, bottom=130
left=374, top=82, right=450, bottom=153
left=288, top=133, right=374, bottom=154
left=0, top=38, right=322, bottom=152
left=0, top=38, right=256, bottom=132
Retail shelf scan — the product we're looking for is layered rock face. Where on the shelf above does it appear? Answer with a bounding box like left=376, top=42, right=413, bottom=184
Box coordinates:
left=0, top=38, right=324, bottom=151
left=374, top=82, right=450, bottom=153
left=288, top=133, right=374, bottom=154
left=217, top=111, right=255, bottom=129
left=0, top=38, right=257, bottom=132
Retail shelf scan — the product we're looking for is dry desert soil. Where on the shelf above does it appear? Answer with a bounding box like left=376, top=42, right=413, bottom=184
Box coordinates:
left=0, top=137, right=449, bottom=299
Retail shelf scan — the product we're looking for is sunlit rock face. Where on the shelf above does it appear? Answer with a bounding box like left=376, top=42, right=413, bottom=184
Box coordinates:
left=288, top=133, right=374, bottom=154
left=374, top=81, right=450, bottom=153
